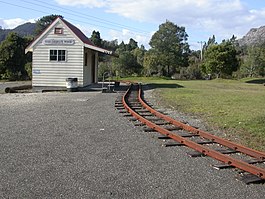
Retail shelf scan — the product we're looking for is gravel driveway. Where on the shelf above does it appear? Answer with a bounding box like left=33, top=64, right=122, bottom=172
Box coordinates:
left=0, top=90, right=264, bottom=198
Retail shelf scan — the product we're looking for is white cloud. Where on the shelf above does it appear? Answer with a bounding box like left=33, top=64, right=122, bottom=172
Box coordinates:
left=3, top=0, right=265, bottom=50
left=108, top=28, right=152, bottom=48
left=55, top=0, right=265, bottom=42
left=0, top=18, right=35, bottom=29
left=104, top=0, right=248, bottom=39
left=55, top=0, right=244, bottom=23
left=75, top=24, right=99, bottom=37
left=56, top=0, right=106, bottom=8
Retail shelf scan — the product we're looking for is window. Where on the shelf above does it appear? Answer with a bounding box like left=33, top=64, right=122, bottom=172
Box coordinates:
left=50, top=50, right=66, bottom=61
left=54, top=28, right=63, bottom=34
left=50, top=50, right=57, bottom=61
left=58, top=50, right=66, bottom=61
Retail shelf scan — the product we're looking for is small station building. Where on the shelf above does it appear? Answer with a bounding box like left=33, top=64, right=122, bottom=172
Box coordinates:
left=25, top=17, right=112, bottom=90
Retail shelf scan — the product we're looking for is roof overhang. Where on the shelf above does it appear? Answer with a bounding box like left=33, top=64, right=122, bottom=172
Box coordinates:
left=84, top=43, right=113, bottom=55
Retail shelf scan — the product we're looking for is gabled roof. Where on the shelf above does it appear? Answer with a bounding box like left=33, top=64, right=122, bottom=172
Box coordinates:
left=25, top=17, right=112, bottom=54
left=61, top=17, right=94, bottom=46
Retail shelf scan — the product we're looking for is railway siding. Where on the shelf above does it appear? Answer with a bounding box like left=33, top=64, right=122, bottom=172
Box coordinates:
left=118, top=83, right=265, bottom=184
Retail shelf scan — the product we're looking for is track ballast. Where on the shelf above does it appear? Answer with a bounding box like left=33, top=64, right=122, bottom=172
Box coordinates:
left=115, top=83, right=265, bottom=184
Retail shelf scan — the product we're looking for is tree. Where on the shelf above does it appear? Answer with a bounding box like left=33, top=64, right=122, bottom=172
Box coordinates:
left=127, top=38, right=138, bottom=51
left=35, top=14, right=63, bottom=35
left=203, top=35, right=217, bottom=51
left=240, top=46, right=265, bottom=77
left=185, top=50, right=203, bottom=79
left=0, top=32, right=32, bottom=80
left=132, top=45, right=146, bottom=67
left=116, top=41, right=126, bottom=54
left=113, top=51, right=142, bottom=76
left=111, top=39, right=145, bottom=76
left=148, top=20, right=190, bottom=76
left=202, top=40, right=239, bottom=78
left=90, top=30, right=102, bottom=47
left=102, top=39, right=118, bottom=51
left=143, top=50, right=160, bottom=76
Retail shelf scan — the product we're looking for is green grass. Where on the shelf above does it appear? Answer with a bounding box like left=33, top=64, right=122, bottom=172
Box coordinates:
left=119, top=77, right=265, bottom=151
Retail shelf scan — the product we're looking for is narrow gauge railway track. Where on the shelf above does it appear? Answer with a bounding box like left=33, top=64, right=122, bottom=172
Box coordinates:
left=115, top=83, right=265, bottom=184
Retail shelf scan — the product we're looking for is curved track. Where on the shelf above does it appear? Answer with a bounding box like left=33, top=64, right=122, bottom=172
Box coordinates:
left=116, top=83, right=265, bottom=184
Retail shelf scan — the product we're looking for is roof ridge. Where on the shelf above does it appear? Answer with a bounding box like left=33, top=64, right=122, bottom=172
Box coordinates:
left=61, top=18, right=95, bottom=46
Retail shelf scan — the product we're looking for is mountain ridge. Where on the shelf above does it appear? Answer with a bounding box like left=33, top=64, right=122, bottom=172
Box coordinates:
left=0, top=22, right=36, bottom=43
left=238, top=25, right=265, bottom=46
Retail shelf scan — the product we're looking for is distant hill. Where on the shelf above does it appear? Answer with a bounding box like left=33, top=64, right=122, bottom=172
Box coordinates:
left=0, top=22, right=36, bottom=43
left=238, top=26, right=265, bottom=47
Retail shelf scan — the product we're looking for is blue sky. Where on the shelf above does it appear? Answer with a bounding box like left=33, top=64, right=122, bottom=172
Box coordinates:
left=1, top=0, right=265, bottom=50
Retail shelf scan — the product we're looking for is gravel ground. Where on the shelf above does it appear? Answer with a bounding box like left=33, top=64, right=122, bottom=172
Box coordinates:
left=0, top=89, right=264, bottom=198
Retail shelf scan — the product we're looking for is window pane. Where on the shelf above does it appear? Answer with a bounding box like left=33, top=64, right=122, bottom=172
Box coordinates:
left=50, top=50, right=57, bottom=61
left=55, top=28, right=63, bottom=34
left=58, top=50, right=66, bottom=61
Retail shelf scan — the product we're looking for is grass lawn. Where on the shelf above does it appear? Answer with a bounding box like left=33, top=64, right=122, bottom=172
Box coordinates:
left=120, top=77, right=265, bottom=151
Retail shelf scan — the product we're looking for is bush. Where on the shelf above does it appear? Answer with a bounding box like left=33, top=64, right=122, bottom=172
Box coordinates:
left=171, top=65, right=203, bottom=80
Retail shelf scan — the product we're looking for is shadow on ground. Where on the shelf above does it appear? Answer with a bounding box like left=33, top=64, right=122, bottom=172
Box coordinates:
left=142, top=83, right=184, bottom=91
left=245, top=79, right=265, bottom=84
left=113, top=82, right=184, bottom=92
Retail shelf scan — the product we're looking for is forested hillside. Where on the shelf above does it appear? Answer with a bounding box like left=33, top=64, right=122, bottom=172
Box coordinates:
left=0, top=22, right=36, bottom=43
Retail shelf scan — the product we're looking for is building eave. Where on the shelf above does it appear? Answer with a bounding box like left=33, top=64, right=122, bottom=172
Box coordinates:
left=84, top=43, right=113, bottom=55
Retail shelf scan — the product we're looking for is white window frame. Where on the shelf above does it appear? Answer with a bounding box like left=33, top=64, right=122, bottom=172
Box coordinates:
left=49, top=49, right=67, bottom=62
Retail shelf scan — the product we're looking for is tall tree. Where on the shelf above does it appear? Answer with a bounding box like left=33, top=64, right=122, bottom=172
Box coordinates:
left=113, top=51, right=141, bottom=76
left=202, top=40, right=239, bottom=78
left=35, top=14, right=63, bottom=35
left=102, top=39, right=118, bottom=51
left=0, top=32, right=31, bottom=80
left=203, top=35, right=217, bottom=51
left=132, top=45, right=146, bottom=67
left=241, top=46, right=265, bottom=77
left=117, top=41, right=126, bottom=53
left=148, top=20, right=190, bottom=76
left=90, top=30, right=102, bottom=47
left=127, top=38, right=138, bottom=51
left=143, top=49, right=160, bottom=76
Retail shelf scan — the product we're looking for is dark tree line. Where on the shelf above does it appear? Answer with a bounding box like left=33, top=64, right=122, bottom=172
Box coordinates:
left=97, top=21, right=190, bottom=79
left=96, top=21, right=260, bottom=80
left=0, top=32, right=32, bottom=80
left=0, top=14, right=60, bottom=80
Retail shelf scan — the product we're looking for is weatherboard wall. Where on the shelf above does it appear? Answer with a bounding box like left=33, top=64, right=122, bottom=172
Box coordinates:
left=31, top=20, right=85, bottom=87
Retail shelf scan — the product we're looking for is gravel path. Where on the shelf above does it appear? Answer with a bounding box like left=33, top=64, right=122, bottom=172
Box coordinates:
left=0, top=90, right=264, bottom=198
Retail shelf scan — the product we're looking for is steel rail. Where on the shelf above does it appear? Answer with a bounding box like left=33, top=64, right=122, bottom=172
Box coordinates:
left=122, top=84, right=265, bottom=180
left=138, top=84, right=265, bottom=161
